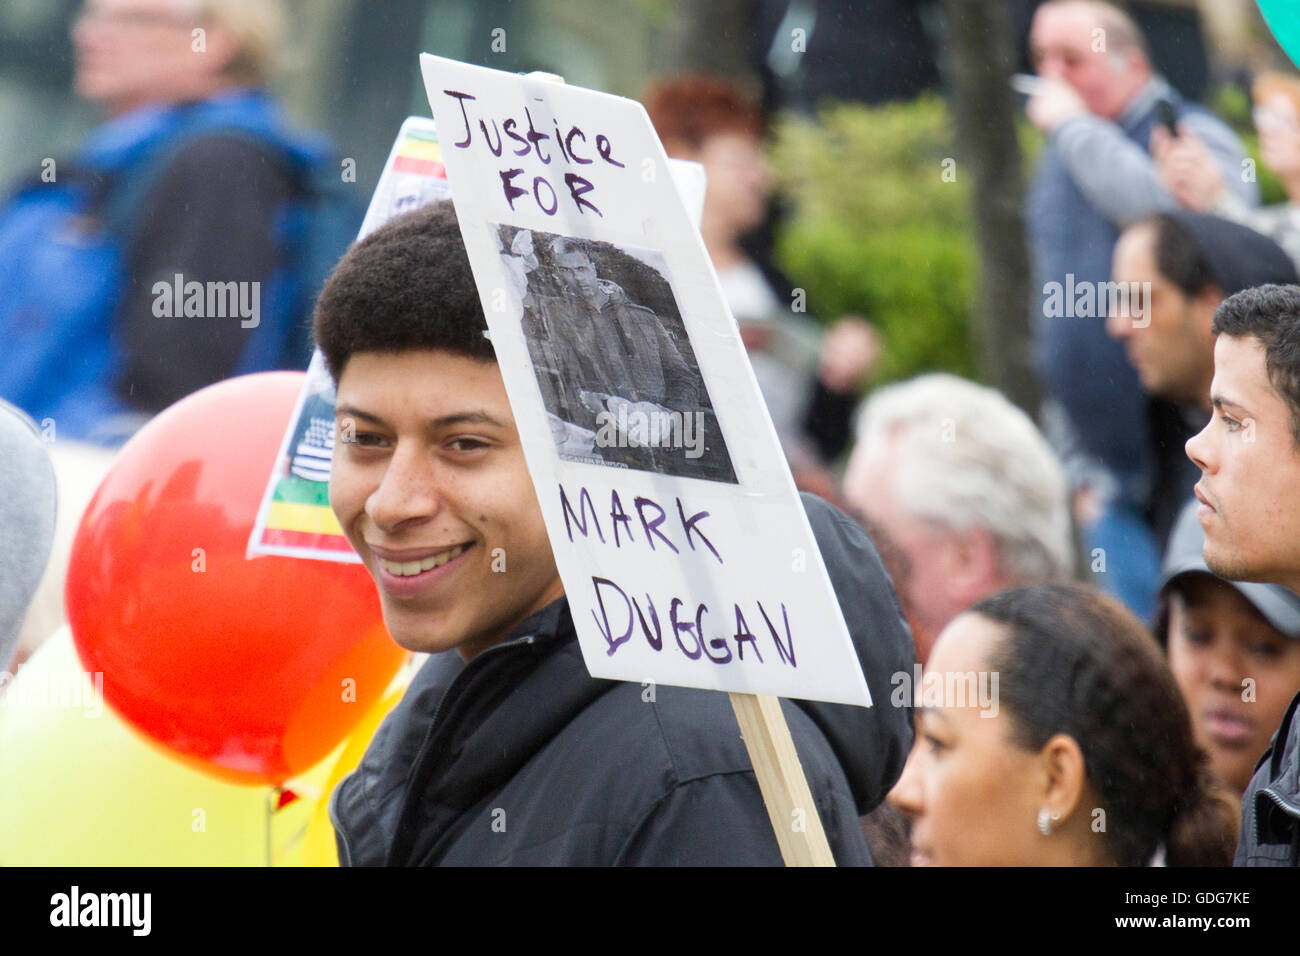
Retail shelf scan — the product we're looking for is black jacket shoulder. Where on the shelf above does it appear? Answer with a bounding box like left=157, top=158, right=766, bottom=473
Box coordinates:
left=1236, top=688, right=1300, bottom=866
left=330, top=493, right=914, bottom=866
left=426, top=661, right=870, bottom=866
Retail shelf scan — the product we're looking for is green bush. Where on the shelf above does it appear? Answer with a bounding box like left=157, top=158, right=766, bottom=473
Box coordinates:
left=769, top=94, right=979, bottom=384
left=768, top=88, right=1284, bottom=390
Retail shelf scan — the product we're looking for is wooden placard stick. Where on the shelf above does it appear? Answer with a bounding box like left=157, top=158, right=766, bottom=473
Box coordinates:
left=729, top=692, right=836, bottom=867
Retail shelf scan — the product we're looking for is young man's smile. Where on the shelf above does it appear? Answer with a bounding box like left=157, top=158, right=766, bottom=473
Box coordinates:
left=329, top=349, right=565, bottom=659
left=369, top=541, right=474, bottom=596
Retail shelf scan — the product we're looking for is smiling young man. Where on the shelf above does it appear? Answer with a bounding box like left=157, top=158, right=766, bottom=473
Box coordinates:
left=1185, top=283, right=1300, bottom=865
left=319, top=201, right=915, bottom=866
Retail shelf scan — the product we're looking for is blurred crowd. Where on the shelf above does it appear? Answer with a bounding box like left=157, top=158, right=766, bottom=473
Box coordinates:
left=4, top=0, right=1300, bottom=868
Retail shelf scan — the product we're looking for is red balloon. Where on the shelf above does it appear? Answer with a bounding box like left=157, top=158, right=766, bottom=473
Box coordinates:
left=66, top=372, right=403, bottom=786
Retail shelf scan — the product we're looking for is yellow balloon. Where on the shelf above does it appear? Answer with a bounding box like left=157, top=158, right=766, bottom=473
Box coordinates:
left=0, top=629, right=332, bottom=865
left=302, top=670, right=414, bottom=866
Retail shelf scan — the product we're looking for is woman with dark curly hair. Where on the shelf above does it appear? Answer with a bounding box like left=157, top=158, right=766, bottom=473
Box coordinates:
left=889, top=582, right=1238, bottom=866
left=643, top=75, right=880, bottom=490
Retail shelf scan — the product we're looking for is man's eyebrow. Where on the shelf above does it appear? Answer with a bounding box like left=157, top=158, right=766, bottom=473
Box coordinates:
left=427, top=411, right=510, bottom=429
left=1210, top=394, right=1251, bottom=417
left=333, top=404, right=508, bottom=430
left=334, top=404, right=385, bottom=426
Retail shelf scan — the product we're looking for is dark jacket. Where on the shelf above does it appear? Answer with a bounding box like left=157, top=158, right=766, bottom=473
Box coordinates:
left=330, top=493, right=915, bottom=865
left=1236, top=689, right=1300, bottom=866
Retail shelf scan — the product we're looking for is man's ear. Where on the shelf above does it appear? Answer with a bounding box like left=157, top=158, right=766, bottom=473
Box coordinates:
left=1107, top=47, right=1142, bottom=76
left=196, top=23, right=242, bottom=80
left=949, top=525, right=1003, bottom=602
left=1195, top=285, right=1225, bottom=320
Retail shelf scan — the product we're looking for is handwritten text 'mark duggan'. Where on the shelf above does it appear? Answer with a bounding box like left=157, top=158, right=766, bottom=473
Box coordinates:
left=560, top=483, right=798, bottom=668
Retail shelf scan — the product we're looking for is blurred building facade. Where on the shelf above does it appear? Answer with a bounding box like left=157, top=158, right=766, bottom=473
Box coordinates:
left=3, top=1, right=1288, bottom=199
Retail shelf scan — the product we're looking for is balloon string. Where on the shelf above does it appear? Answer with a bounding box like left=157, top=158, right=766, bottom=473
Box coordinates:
left=261, top=787, right=316, bottom=866
left=280, top=821, right=310, bottom=862
left=265, top=787, right=281, bottom=867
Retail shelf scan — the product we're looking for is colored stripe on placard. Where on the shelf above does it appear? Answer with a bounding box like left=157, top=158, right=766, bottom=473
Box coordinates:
left=267, top=500, right=345, bottom=535
left=398, top=139, right=442, bottom=161
left=260, top=527, right=356, bottom=553
left=392, top=156, right=445, bottom=177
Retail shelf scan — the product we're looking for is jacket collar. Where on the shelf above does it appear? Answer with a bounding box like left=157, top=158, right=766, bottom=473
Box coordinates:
left=1253, top=688, right=1300, bottom=855
left=331, top=600, right=575, bottom=865
left=78, top=88, right=282, bottom=173
left=332, top=597, right=620, bottom=866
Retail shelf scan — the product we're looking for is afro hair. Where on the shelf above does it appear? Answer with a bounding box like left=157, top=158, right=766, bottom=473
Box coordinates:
left=313, top=200, right=493, bottom=383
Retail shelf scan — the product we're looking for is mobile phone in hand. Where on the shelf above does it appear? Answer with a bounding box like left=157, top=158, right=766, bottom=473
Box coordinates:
left=1155, top=98, right=1179, bottom=137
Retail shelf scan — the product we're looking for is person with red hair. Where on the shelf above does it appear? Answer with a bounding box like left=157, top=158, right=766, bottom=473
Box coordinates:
left=645, top=76, right=879, bottom=494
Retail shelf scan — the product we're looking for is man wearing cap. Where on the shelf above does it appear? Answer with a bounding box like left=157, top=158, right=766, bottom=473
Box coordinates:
left=1106, top=211, right=1299, bottom=548
left=1156, top=500, right=1300, bottom=805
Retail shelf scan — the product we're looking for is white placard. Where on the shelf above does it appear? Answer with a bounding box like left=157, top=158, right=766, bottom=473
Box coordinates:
left=420, top=55, right=870, bottom=707
left=247, top=116, right=707, bottom=565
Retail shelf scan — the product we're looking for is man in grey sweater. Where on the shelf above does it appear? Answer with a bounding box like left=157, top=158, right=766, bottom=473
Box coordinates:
left=1024, top=0, right=1256, bottom=623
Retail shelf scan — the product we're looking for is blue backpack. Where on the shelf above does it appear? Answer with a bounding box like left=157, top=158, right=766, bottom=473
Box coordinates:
left=0, top=91, right=360, bottom=444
